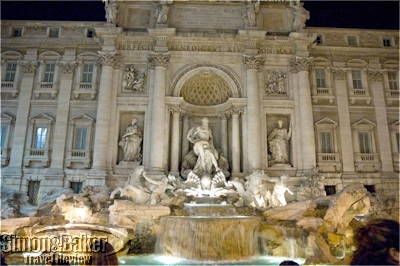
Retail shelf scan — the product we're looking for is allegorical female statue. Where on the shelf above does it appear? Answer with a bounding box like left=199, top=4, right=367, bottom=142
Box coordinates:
left=268, top=120, right=292, bottom=165
left=119, top=117, right=143, bottom=162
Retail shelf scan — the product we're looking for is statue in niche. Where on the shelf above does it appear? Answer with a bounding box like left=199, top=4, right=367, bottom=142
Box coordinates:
left=265, top=71, right=287, bottom=95
left=155, top=0, right=173, bottom=24
left=268, top=119, right=292, bottom=166
left=290, top=0, right=310, bottom=30
left=266, top=174, right=294, bottom=207
left=182, top=117, right=227, bottom=191
left=102, top=0, right=118, bottom=24
left=119, top=117, right=143, bottom=163
left=242, top=0, right=260, bottom=27
left=122, top=67, right=146, bottom=92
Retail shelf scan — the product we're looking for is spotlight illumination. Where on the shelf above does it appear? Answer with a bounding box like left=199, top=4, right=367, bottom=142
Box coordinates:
left=155, top=255, right=183, bottom=264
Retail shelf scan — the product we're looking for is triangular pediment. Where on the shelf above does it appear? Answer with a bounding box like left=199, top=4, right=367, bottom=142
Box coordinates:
left=70, top=113, right=95, bottom=122
left=1, top=112, right=15, bottom=123
left=389, top=120, right=399, bottom=131
left=29, top=113, right=55, bottom=123
left=352, top=118, right=376, bottom=128
left=315, top=117, right=337, bottom=126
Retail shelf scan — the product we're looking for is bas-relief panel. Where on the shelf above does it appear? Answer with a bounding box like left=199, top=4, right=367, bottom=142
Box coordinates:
left=121, top=64, right=148, bottom=94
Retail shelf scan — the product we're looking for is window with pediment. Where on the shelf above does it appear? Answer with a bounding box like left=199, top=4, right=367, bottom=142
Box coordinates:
left=352, top=119, right=380, bottom=172
left=35, top=52, right=62, bottom=99
left=346, top=60, right=371, bottom=105
left=1, top=113, right=15, bottom=166
left=382, top=61, right=399, bottom=105
left=311, top=58, right=334, bottom=104
left=73, top=52, right=99, bottom=100
left=24, top=113, right=54, bottom=167
left=65, top=113, right=95, bottom=169
left=1, top=51, right=23, bottom=98
left=315, top=118, right=341, bottom=172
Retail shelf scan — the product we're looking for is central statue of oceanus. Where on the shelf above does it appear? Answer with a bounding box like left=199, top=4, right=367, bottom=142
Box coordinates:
left=180, top=117, right=229, bottom=193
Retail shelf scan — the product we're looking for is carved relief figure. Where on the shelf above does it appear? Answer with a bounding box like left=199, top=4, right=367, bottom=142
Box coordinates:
left=290, top=1, right=310, bottom=30
left=242, top=0, right=260, bottom=27
left=103, top=0, right=118, bottom=24
left=268, top=119, right=292, bottom=165
left=155, top=0, right=173, bottom=24
left=267, top=174, right=293, bottom=207
left=122, top=67, right=146, bottom=92
left=265, top=71, right=287, bottom=94
left=119, top=117, right=143, bottom=162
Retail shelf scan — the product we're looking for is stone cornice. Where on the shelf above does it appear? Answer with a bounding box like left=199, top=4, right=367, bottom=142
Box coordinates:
left=147, top=28, right=176, bottom=41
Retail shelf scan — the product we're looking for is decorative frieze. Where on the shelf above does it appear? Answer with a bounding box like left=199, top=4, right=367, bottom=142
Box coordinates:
left=19, top=60, right=38, bottom=74
left=265, top=70, right=287, bottom=95
left=98, top=51, right=121, bottom=68
left=331, top=68, right=349, bottom=80
left=367, top=69, right=384, bottom=82
left=149, top=52, right=170, bottom=68
left=57, top=61, right=78, bottom=74
left=243, top=54, right=264, bottom=70
left=291, top=57, right=312, bottom=72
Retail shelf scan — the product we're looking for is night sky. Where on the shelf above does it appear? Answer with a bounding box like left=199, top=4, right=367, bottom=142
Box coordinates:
left=1, top=1, right=399, bottom=30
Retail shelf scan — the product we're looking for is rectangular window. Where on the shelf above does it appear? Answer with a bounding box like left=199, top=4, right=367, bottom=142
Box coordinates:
left=49, top=28, right=59, bottom=38
left=383, top=39, right=391, bottom=47
left=35, top=127, right=47, bottom=149
left=316, top=35, right=322, bottom=44
left=5, top=62, right=17, bottom=82
left=74, top=127, right=87, bottom=150
left=87, top=29, right=95, bottom=38
left=320, top=132, right=333, bottom=153
left=27, top=181, right=40, bottom=205
left=359, top=132, right=371, bottom=154
left=388, top=71, right=398, bottom=90
left=43, top=63, right=55, bottom=82
left=348, top=36, right=357, bottom=46
left=352, top=70, right=363, bottom=89
left=0, top=125, right=8, bottom=148
left=70, top=182, right=83, bottom=194
left=315, top=69, right=326, bottom=88
left=13, top=28, right=22, bottom=37
left=82, top=63, right=94, bottom=83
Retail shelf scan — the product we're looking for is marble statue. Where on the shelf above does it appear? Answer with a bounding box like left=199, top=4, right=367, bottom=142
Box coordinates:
left=300, top=167, right=327, bottom=199
left=187, top=117, right=221, bottom=176
left=268, top=119, right=292, bottom=165
left=290, top=0, right=310, bottom=30
left=267, top=174, right=293, bottom=207
left=103, top=0, right=118, bottom=24
left=155, top=0, right=173, bottom=24
left=242, top=0, right=260, bottom=27
left=119, top=117, right=143, bottom=162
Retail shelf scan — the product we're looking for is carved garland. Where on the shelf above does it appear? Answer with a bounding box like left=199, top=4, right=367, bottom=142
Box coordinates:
left=19, top=60, right=39, bottom=74
left=58, top=61, right=78, bottom=74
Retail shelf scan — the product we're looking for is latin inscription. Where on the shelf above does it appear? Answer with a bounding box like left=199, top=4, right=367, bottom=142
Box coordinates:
left=169, top=5, right=243, bottom=29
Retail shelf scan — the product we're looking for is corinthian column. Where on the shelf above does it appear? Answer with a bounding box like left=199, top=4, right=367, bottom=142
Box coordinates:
left=169, top=106, right=181, bottom=175
left=231, top=108, right=243, bottom=174
left=292, top=57, right=316, bottom=170
left=181, top=112, right=191, bottom=160
left=219, top=112, right=230, bottom=159
left=243, top=54, right=264, bottom=171
left=148, top=52, right=170, bottom=172
left=90, top=51, right=120, bottom=175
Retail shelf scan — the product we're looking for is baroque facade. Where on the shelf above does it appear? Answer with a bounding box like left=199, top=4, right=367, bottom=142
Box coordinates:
left=1, top=0, right=398, bottom=204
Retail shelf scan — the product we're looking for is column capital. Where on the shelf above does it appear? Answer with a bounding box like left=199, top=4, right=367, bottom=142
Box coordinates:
left=219, top=111, right=231, bottom=120
left=57, top=61, right=78, bottom=74
left=98, top=51, right=121, bottom=68
left=231, top=108, right=244, bottom=116
left=331, top=67, right=350, bottom=80
left=19, top=60, right=38, bottom=74
left=291, top=57, right=312, bottom=72
left=367, top=69, right=384, bottom=82
left=168, top=105, right=182, bottom=115
left=243, top=54, right=264, bottom=71
left=149, top=52, right=170, bottom=68
left=180, top=111, right=192, bottom=121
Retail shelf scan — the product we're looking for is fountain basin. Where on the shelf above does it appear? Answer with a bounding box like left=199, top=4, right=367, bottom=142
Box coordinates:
left=155, top=216, right=261, bottom=261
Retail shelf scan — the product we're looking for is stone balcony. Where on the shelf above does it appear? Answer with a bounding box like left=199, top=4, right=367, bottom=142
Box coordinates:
left=354, top=153, right=381, bottom=172
left=1, top=81, right=19, bottom=98
left=23, top=148, right=51, bottom=167
left=312, top=87, right=335, bottom=104
left=34, top=82, right=59, bottom=99
left=349, top=88, right=372, bottom=105
left=316, top=153, right=342, bottom=172
left=385, top=89, right=399, bottom=106
left=73, top=82, right=98, bottom=100
left=65, top=149, right=92, bottom=168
